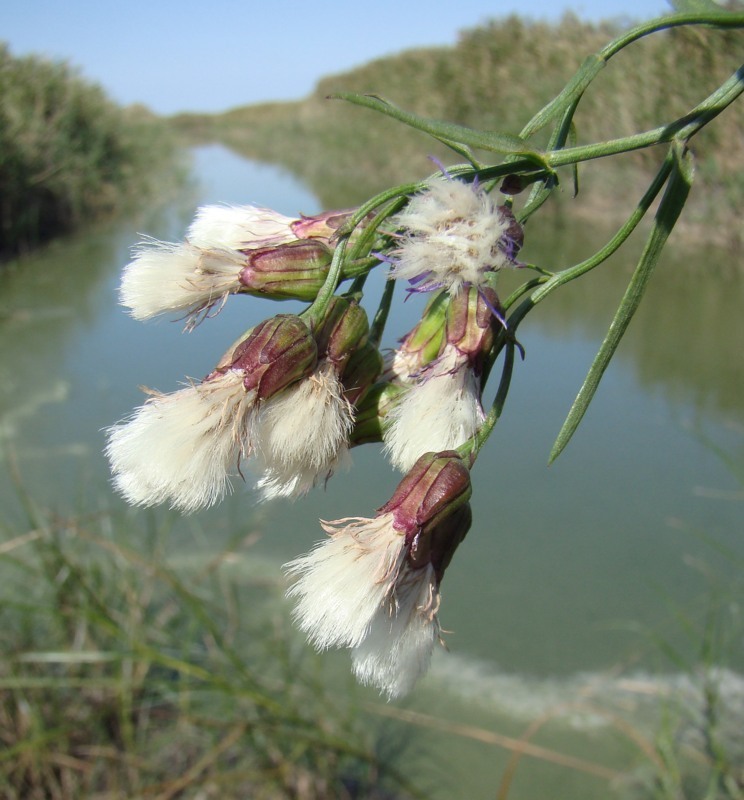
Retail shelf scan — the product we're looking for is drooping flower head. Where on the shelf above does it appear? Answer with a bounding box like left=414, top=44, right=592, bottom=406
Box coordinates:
left=188, top=204, right=357, bottom=253
left=120, top=206, right=358, bottom=326
left=383, top=345, right=485, bottom=472
left=383, top=287, right=498, bottom=471
left=105, top=314, right=317, bottom=512
left=120, top=238, right=333, bottom=326
left=389, top=176, right=523, bottom=295
left=284, top=451, right=472, bottom=699
left=186, top=204, right=298, bottom=250
left=252, top=297, right=374, bottom=501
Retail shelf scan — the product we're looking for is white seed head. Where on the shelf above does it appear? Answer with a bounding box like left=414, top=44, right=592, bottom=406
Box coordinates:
left=284, top=513, right=407, bottom=650
left=285, top=516, right=443, bottom=698
left=105, top=371, right=255, bottom=512
left=351, top=565, right=440, bottom=699
left=383, top=347, right=485, bottom=471
left=187, top=204, right=297, bottom=250
left=391, top=177, right=512, bottom=293
left=252, top=362, right=354, bottom=500
left=382, top=347, right=424, bottom=385
left=120, top=238, right=244, bottom=321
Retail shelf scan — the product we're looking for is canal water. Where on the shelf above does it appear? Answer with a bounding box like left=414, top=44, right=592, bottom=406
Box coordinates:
left=1, top=143, right=742, bottom=798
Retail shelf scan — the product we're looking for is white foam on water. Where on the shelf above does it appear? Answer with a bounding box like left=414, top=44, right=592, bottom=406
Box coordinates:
left=428, top=651, right=744, bottom=732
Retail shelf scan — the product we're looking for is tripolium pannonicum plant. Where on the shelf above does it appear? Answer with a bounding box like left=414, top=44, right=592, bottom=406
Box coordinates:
left=106, top=8, right=744, bottom=698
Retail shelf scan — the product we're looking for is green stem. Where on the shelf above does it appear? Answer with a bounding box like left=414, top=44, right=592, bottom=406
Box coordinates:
left=520, top=97, right=581, bottom=222
left=521, top=12, right=744, bottom=138
left=501, top=276, right=548, bottom=313
left=600, top=12, right=744, bottom=61
left=546, top=65, right=744, bottom=168
left=548, top=145, right=694, bottom=463
left=304, top=183, right=419, bottom=323
left=346, top=195, right=406, bottom=261
left=369, top=277, right=396, bottom=347
left=508, top=150, right=675, bottom=331
left=458, top=341, right=515, bottom=463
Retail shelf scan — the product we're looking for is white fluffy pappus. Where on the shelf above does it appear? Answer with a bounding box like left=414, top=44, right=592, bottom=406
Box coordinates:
left=284, top=514, right=442, bottom=699
left=120, top=239, right=245, bottom=322
left=391, top=177, right=513, bottom=294
left=187, top=204, right=297, bottom=251
left=382, top=346, right=426, bottom=386
left=105, top=371, right=255, bottom=513
left=383, top=347, right=485, bottom=472
left=252, top=361, right=354, bottom=500
left=351, top=564, right=440, bottom=699
left=284, top=513, right=407, bottom=650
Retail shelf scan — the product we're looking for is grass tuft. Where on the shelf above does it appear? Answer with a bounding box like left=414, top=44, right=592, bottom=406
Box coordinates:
left=0, top=499, right=419, bottom=800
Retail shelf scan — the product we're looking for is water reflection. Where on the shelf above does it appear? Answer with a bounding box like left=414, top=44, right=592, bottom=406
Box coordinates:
left=515, top=217, right=744, bottom=421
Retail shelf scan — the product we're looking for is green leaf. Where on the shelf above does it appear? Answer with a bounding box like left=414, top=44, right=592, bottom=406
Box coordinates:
left=332, top=92, right=546, bottom=165
left=520, top=55, right=604, bottom=139
left=548, top=146, right=694, bottom=464
left=519, top=100, right=580, bottom=222
left=432, top=137, right=482, bottom=167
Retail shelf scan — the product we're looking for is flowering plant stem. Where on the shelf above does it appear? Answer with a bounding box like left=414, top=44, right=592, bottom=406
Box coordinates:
left=303, top=185, right=420, bottom=325
left=331, top=12, right=742, bottom=464
left=107, top=9, right=744, bottom=700
left=544, top=64, right=744, bottom=168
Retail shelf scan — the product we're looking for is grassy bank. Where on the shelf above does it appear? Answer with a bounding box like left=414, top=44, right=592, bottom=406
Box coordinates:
left=170, top=14, right=744, bottom=245
left=0, top=490, right=417, bottom=799
left=0, top=45, right=178, bottom=260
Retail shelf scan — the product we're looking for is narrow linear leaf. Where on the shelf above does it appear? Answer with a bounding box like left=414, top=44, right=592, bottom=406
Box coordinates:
left=549, top=147, right=694, bottom=463
left=431, top=136, right=481, bottom=167
left=520, top=99, right=580, bottom=222
left=331, top=92, right=545, bottom=163
left=520, top=54, right=604, bottom=138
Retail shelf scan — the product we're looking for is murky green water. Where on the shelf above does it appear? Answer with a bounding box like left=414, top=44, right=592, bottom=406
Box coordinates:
left=2, top=143, right=742, bottom=798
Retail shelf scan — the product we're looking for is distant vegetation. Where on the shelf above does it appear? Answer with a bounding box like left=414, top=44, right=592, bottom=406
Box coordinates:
left=0, top=45, right=178, bottom=259
left=171, top=14, right=744, bottom=242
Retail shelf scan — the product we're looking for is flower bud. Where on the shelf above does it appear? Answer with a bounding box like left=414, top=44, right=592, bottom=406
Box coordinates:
left=238, top=240, right=333, bottom=301
left=379, top=451, right=472, bottom=540
left=313, top=297, right=369, bottom=368
left=290, top=209, right=356, bottom=242
left=407, top=502, right=471, bottom=582
left=445, top=285, right=499, bottom=360
left=499, top=204, right=524, bottom=262
left=341, top=341, right=384, bottom=406
left=384, top=292, right=448, bottom=382
left=224, top=314, right=317, bottom=400
left=349, top=382, right=404, bottom=446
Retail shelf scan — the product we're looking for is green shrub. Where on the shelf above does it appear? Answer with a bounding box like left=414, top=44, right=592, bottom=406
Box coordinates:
left=0, top=44, right=176, bottom=258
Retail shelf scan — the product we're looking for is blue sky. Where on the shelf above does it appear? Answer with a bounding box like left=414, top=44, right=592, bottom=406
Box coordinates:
left=3, top=0, right=671, bottom=114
